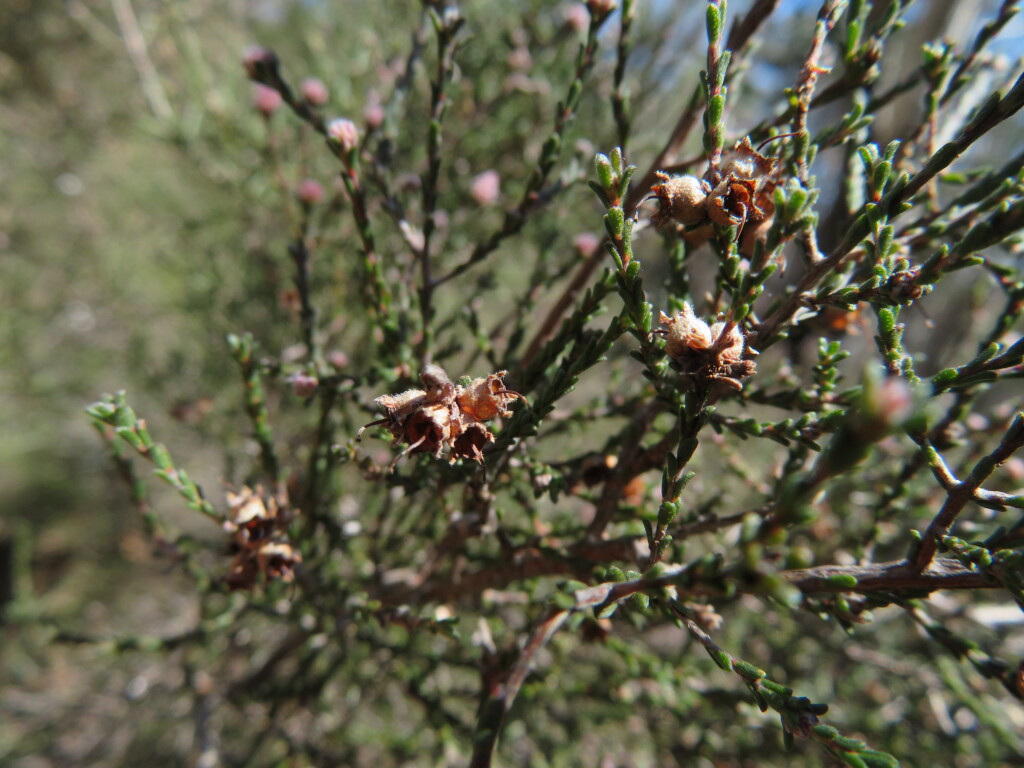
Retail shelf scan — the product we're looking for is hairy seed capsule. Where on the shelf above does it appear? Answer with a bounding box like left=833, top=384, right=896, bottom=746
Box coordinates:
left=650, top=173, right=708, bottom=227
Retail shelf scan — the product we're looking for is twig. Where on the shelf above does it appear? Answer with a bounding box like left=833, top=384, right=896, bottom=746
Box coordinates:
left=702, top=0, right=729, bottom=168
left=912, top=413, right=1024, bottom=571
left=791, top=0, right=845, bottom=184
left=417, top=8, right=463, bottom=366
left=611, top=0, right=637, bottom=151
left=786, top=558, right=996, bottom=593
left=469, top=607, right=569, bottom=768
left=110, top=0, right=174, bottom=122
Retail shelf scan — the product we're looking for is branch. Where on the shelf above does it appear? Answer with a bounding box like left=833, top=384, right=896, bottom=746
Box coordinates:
left=469, top=607, right=569, bottom=768
left=110, top=0, right=174, bottom=122
left=912, top=413, right=1024, bottom=571
left=785, top=558, right=997, bottom=593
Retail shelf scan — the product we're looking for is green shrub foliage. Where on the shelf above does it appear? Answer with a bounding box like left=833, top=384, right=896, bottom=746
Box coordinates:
left=6, top=0, right=1024, bottom=765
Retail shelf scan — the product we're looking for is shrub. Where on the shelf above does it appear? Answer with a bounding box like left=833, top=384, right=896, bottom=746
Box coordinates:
left=5, top=1, right=1024, bottom=765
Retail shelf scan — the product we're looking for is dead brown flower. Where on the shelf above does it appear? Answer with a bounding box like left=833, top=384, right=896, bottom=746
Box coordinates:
left=451, top=421, right=495, bottom=464
left=650, top=137, right=782, bottom=256
left=361, top=366, right=525, bottom=468
left=649, top=172, right=708, bottom=228
left=456, top=371, right=522, bottom=421
left=222, top=486, right=301, bottom=590
left=658, top=304, right=757, bottom=391
left=224, top=486, right=281, bottom=549
left=704, top=137, right=778, bottom=230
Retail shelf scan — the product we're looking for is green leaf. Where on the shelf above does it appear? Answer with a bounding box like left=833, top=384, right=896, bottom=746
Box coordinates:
left=877, top=307, right=895, bottom=334
left=826, top=573, right=859, bottom=588
left=595, top=153, right=614, bottom=190
left=705, top=3, right=721, bottom=42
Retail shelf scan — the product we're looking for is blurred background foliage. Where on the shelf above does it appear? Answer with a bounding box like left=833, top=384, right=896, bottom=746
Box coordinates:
left=1, top=0, right=1023, bottom=766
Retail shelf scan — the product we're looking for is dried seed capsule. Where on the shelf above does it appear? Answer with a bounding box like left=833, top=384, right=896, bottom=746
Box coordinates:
left=457, top=370, right=523, bottom=421
left=650, top=172, right=708, bottom=227
left=224, top=486, right=280, bottom=548
left=702, top=137, right=780, bottom=248
left=255, top=541, right=301, bottom=583
left=451, top=421, right=495, bottom=464
left=716, top=137, right=776, bottom=183
left=361, top=367, right=524, bottom=468
left=402, top=401, right=460, bottom=458
left=658, top=304, right=756, bottom=390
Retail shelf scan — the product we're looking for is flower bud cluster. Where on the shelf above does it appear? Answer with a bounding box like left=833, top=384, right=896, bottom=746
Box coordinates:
left=222, top=486, right=301, bottom=590
left=658, top=303, right=757, bottom=391
left=362, top=365, right=524, bottom=465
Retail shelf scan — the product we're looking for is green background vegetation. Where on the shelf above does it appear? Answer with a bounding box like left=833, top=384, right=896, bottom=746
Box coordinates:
left=2, top=1, right=1023, bottom=766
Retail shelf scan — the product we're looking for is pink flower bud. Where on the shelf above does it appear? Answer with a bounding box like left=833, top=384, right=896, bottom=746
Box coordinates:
left=253, top=84, right=282, bottom=115
left=563, top=4, right=590, bottom=33
left=586, top=0, right=617, bottom=16
left=470, top=170, right=501, bottom=206
left=875, top=377, right=913, bottom=427
left=300, top=77, right=329, bottom=106
left=289, top=373, right=319, bottom=398
left=243, top=46, right=278, bottom=82
left=327, top=350, right=349, bottom=369
left=572, top=232, right=600, bottom=255
left=363, top=102, right=385, bottom=130
left=327, top=118, right=359, bottom=153
left=296, top=179, right=325, bottom=206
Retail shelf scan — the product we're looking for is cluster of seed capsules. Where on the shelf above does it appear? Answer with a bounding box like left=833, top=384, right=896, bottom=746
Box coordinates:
left=222, top=487, right=301, bottom=590
left=649, top=137, right=781, bottom=256
left=360, top=365, right=524, bottom=468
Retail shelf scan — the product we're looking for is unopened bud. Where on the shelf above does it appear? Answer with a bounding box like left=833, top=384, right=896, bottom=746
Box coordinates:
left=363, top=102, right=385, bottom=130
left=289, top=373, right=319, bottom=398
left=243, top=46, right=279, bottom=83
left=563, top=4, right=590, bottom=33
left=300, top=77, right=329, bottom=106
left=470, top=170, right=501, bottom=206
left=572, top=232, right=600, bottom=255
left=327, top=350, right=349, bottom=369
left=867, top=375, right=914, bottom=430
left=253, top=84, right=282, bottom=116
left=327, top=118, right=359, bottom=154
left=296, top=179, right=325, bottom=206
left=587, top=0, right=617, bottom=17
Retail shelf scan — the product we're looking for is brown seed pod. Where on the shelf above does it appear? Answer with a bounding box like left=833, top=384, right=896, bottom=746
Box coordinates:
left=658, top=304, right=757, bottom=391
left=651, top=137, right=783, bottom=255
left=373, top=388, right=429, bottom=421
left=660, top=303, right=714, bottom=357
left=224, top=486, right=281, bottom=549
left=402, top=401, right=461, bottom=458
left=256, top=541, right=301, bottom=583
left=704, top=138, right=778, bottom=231
left=361, top=367, right=525, bottom=468
left=457, top=370, right=524, bottom=421
left=707, top=178, right=761, bottom=227
left=649, top=172, right=709, bottom=228
left=225, top=552, right=260, bottom=591
left=451, top=420, right=496, bottom=464
left=420, top=363, right=456, bottom=402
left=715, top=137, right=777, bottom=183
left=221, top=485, right=299, bottom=590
